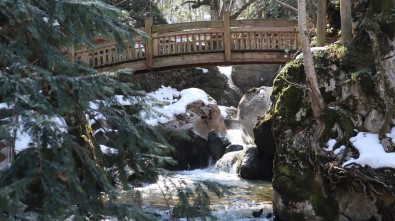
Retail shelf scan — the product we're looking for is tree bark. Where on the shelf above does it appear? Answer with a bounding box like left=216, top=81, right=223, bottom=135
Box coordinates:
left=365, top=26, right=395, bottom=138
left=316, top=0, right=327, bottom=46
left=230, top=0, right=257, bottom=19
left=340, top=0, right=352, bottom=44
left=307, top=0, right=316, bottom=23
left=298, top=0, right=326, bottom=153
left=274, top=0, right=298, bottom=13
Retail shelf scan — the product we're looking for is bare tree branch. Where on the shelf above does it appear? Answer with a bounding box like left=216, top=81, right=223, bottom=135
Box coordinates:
left=273, top=0, right=298, bottom=12
left=230, top=0, right=257, bottom=19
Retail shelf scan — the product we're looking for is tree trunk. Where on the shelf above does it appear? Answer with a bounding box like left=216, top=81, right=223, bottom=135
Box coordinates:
left=307, top=0, right=316, bottom=23
left=298, top=0, right=326, bottom=153
left=211, top=0, right=221, bottom=20
left=316, top=0, right=327, bottom=46
left=340, top=0, right=352, bottom=43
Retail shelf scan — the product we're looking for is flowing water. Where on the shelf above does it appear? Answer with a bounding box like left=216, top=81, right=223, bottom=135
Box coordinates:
left=125, top=166, right=273, bottom=220
left=119, top=125, right=273, bottom=220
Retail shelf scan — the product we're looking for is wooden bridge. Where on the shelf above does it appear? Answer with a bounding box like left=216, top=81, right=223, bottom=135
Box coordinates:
left=73, top=12, right=300, bottom=73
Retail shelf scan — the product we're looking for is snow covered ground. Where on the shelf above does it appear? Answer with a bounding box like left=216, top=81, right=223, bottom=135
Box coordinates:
left=324, top=127, right=395, bottom=169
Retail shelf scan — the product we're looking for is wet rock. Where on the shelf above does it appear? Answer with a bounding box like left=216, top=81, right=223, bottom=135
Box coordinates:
left=238, top=86, right=272, bottom=144
left=252, top=208, right=263, bottom=217
left=224, top=144, right=244, bottom=154
left=232, top=64, right=281, bottom=92
left=208, top=131, right=231, bottom=162
left=254, top=118, right=276, bottom=158
left=237, top=145, right=273, bottom=180
left=167, top=130, right=209, bottom=170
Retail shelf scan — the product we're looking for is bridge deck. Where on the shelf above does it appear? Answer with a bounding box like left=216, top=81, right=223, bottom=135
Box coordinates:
left=73, top=13, right=299, bottom=72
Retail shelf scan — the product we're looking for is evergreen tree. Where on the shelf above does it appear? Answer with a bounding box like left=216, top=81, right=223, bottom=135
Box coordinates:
left=0, top=0, right=173, bottom=220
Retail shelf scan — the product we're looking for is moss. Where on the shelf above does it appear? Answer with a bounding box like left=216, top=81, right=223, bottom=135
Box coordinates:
left=273, top=175, right=311, bottom=202
left=279, top=212, right=306, bottom=221
left=272, top=59, right=305, bottom=97
left=273, top=85, right=308, bottom=128
left=350, top=69, right=376, bottom=96
left=372, top=0, right=395, bottom=37
left=321, top=107, right=354, bottom=147
left=310, top=194, right=339, bottom=221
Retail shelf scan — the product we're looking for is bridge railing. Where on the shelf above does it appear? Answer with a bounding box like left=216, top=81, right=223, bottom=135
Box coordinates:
left=74, top=12, right=299, bottom=69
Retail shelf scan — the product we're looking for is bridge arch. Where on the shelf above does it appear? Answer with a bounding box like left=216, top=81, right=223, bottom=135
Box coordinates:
left=74, top=12, right=300, bottom=73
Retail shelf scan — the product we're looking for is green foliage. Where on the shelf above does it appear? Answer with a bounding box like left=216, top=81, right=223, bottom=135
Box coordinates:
left=0, top=0, right=177, bottom=220
left=169, top=179, right=231, bottom=220
left=106, top=0, right=167, bottom=27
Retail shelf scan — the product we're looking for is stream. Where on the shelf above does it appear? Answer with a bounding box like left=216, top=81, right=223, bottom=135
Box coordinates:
left=121, top=108, right=273, bottom=220
left=119, top=66, right=274, bottom=220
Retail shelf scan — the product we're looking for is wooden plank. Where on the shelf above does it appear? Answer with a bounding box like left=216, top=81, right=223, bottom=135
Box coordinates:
left=232, top=27, right=298, bottom=32
left=223, top=12, right=231, bottom=62
left=145, top=17, right=153, bottom=68
left=230, top=19, right=298, bottom=27
left=153, top=20, right=223, bottom=33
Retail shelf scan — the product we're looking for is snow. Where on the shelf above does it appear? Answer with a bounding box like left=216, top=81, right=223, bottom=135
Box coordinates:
left=386, top=127, right=395, bottom=143
left=296, top=47, right=327, bottom=59
left=0, top=103, right=10, bottom=109
left=15, top=128, right=32, bottom=153
left=196, top=67, right=209, bottom=73
left=324, top=139, right=337, bottom=151
left=13, top=116, right=67, bottom=152
left=218, top=105, right=228, bottom=118
left=333, top=145, right=346, bottom=155
left=99, top=145, right=118, bottom=154
left=342, top=130, right=395, bottom=169
left=142, top=86, right=209, bottom=126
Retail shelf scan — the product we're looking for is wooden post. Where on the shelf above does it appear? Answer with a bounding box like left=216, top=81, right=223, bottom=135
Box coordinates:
left=340, top=0, right=352, bottom=44
left=223, top=11, right=231, bottom=62
left=145, top=17, right=153, bottom=69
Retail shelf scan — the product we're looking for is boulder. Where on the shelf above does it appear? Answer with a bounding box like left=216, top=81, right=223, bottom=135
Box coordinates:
left=224, top=144, right=244, bottom=154
left=364, top=109, right=384, bottom=133
left=164, top=99, right=227, bottom=170
left=207, top=131, right=231, bottom=162
left=196, top=67, right=242, bottom=107
left=166, top=130, right=209, bottom=170
left=231, top=64, right=281, bottom=92
left=237, top=145, right=273, bottom=180
left=254, top=118, right=276, bottom=158
left=238, top=87, right=272, bottom=144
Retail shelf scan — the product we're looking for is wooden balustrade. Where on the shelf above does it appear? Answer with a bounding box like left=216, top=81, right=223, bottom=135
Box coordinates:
left=73, top=14, right=300, bottom=70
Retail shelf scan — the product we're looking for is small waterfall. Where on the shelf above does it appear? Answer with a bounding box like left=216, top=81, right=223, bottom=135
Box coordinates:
left=214, top=151, right=242, bottom=173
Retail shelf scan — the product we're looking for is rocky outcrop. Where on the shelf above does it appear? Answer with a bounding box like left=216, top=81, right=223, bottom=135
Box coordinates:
left=237, top=86, right=272, bottom=144
left=231, top=64, right=281, bottom=92
left=237, top=145, right=273, bottom=180
left=255, top=1, right=395, bottom=218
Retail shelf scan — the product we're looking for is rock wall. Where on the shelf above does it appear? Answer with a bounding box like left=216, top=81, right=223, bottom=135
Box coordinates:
left=255, top=1, right=395, bottom=219
left=231, top=64, right=281, bottom=92
left=127, top=67, right=242, bottom=107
